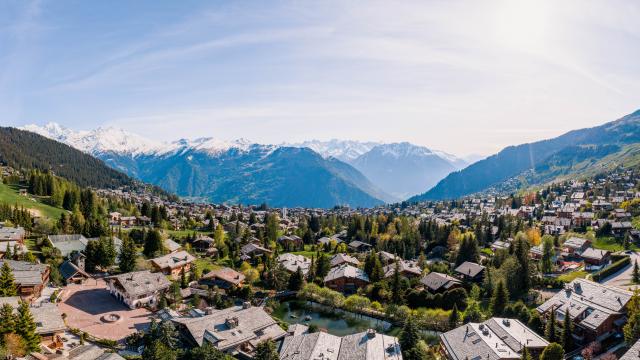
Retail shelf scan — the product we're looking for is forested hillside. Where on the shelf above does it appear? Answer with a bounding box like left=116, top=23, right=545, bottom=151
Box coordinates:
left=0, top=127, right=133, bottom=189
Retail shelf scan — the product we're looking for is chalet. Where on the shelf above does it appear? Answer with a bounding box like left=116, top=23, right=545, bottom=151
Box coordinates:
left=0, top=226, right=25, bottom=242
left=119, top=216, right=137, bottom=227
left=611, top=221, right=633, bottom=237
left=200, top=267, right=246, bottom=289
left=454, top=261, right=485, bottom=282
left=562, top=237, right=591, bottom=257
left=490, top=240, right=511, bottom=252
left=240, top=242, right=272, bottom=261
left=280, top=329, right=402, bottom=360
left=383, top=260, right=422, bottom=279
left=192, top=235, right=217, bottom=256
left=324, top=264, right=370, bottom=294
left=419, top=272, right=461, bottom=293
left=580, top=248, right=610, bottom=268
left=106, top=270, right=171, bottom=309
left=276, top=253, right=311, bottom=274
left=172, top=305, right=286, bottom=357
left=165, top=238, right=182, bottom=253
left=32, top=303, right=66, bottom=346
left=348, top=240, right=372, bottom=253
left=0, top=260, right=50, bottom=300
left=330, top=253, right=360, bottom=268
left=317, top=235, right=342, bottom=247
left=277, top=235, right=303, bottom=248
left=59, top=253, right=91, bottom=284
left=536, top=279, right=633, bottom=343
left=440, top=318, right=549, bottom=360
left=378, top=251, right=400, bottom=265
left=150, top=250, right=196, bottom=279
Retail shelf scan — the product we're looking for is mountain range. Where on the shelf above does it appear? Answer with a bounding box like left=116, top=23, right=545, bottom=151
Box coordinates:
left=23, top=123, right=467, bottom=207
left=410, top=109, right=640, bottom=201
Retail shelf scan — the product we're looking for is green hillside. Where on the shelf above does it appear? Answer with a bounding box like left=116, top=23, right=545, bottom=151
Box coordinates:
left=0, top=182, right=66, bottom=220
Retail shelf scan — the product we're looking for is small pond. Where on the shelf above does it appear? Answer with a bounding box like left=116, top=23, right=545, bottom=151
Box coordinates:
left=273, top=300, right=397, bottom=336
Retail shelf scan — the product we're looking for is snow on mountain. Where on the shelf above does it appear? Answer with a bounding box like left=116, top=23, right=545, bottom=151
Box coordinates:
left=21, top=123, right=263, bottom=157
left=289, top=139, right=381, bottom=162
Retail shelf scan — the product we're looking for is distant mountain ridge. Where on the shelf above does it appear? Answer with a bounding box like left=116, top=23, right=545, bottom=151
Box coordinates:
left=22, top=124, right=391, bottom=208
left=289, top=139, right=467, bottom=198
left=410, top=109, right=640, bottom=201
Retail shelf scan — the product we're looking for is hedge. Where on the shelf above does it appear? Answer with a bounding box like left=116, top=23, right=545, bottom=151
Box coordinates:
left=592, top=256, right=630, bottom=282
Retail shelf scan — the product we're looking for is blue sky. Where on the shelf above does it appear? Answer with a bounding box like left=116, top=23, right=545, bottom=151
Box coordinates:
left=2, top=0, right=640, bottom=156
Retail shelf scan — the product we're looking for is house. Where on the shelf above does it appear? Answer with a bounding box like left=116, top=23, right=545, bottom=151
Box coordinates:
left=348, top=240, right=372, bottom=253
left=165, top=238, right=182, bottom=253
left=192, top=235, right=217, bottom=255
left=106, top=270, right=171, bottom=309
left=330, top=253, right=360, bottom=268
left=47, top=234, right=89, bottom=257
left=419, top=272, right=462, bottom=293
left=562, top=237, right=591, bottom=257
left=0, top=241, right=26, bottom=258
left=536, top=279, right=633, bottom=343
left=317, top=236, right=342, bottom=247
left=32, top=303, right=66, bottom=345
left=172, top=304, right=286, bottom=357
left=279, top=329, right=402, bottom=360
left=490, top=240, right=511, bottom=252
left=383, top=260, right=422, bottom=279
left=580, top=248, right=610, bottom=268
left=278, top=235, right=303, bottom=248
left=276, top=253, right=311, bottom=274
left=240, top=242, right=272, bottom=260
left=454, top=261, right=485, bottom=282
left=0, top=226, right=25, bottom=242
left=378, top=251, right=400, bottom=265
left=324, top=264, right=370, bottom=294
left=56, top=343, right=126, bottom=360
left=440, top=318, right=549, bottom=360
left=611, top=221, right=633, bottom=237
left=200, top=267, right=246, bottom=289
left=119, top=216, right=137, bottom=227
left=0, top=260, right=50, bottom=300
left=150, top=250, right=196, bottom=279
left=59, top=254, right=91, bottom=285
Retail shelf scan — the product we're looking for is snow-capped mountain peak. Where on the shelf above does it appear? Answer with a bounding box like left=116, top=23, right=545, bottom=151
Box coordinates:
left=288, top=139, right=381, bottom=162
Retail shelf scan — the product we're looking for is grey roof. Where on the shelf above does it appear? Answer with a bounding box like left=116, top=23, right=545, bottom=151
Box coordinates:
left=31, top=303, right=66, bottom=335
left=440, top=318, right=548, bottom=360
left=0, top=296, right=20, bottom=308
left=59, top=260, right=90, bottom=281
left=563, top=236, right=589, bottom=250
left=420, top=272, right=461, bottom=292
left=107, top=270, right=171, bottom=297
left=277, top=253, right=311, bottom=274
left=536, top=279, right=633, bottom=331
left=620, top=339, right=640, bottom=360
left=201, top=267, right=245, bottom=286
left=383, top=260, right=422, bottom=278
left=66, top=344, right=126, bottom=360
left=0, top=226, right=25, bottom=241
left=330, top=253, right=360, bottom=268
left=324, top=264, right=369, bottom=283
left=580, top=247, right=609, bottom=261
left=0, top=259, right=48, bottom=286
left=48, top=234, right=89, bottom=257
left=165, top=239, right=182, bottom=253
left=454, top=261, right=485, bottom=278
left=241, top=242, right=272, bottom=256
left=279, top=330, right=402, bottom=360
left=172, top=305, right=286, bottom=350
left=150, top=250, right=195, bottom=270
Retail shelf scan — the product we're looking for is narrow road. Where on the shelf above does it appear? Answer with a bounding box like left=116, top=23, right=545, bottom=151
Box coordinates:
left=601, top=251, right=640, bottom=291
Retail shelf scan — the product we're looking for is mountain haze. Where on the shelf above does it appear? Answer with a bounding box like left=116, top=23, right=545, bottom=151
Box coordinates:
left=410, top=109, right=640, bottom=201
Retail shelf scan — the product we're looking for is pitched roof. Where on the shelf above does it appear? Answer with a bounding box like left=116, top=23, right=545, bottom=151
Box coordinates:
left=201, top=267, right=245, bottom=286
left=172, top=305, right=286, bottom=350
left=330, top=253, right=360, bottom=268
left=383, top=260, right=422, bottom=278
left=150, top=250, right=195, bottom=270
left=324, top=264, right=369, bottom=283
left=0, top=259, right=48, bottom=286
left=279, top=329, right=402, bottom=360
left=580, top=247, right=609, bottom=261
left=277, top=253, right=311, bottom=274
left=47, top=234, right=89, bottom=257
left=107, top=270, right=171, bottom=297
left=420, top=272, right=461, bottom=292
left=31, top=303, right=66, bottom=335
left=621, top=339, right=640, bottom=360
left=59, top=260, right=90, bottom=281
left=454, top=261, right=485, bottom=278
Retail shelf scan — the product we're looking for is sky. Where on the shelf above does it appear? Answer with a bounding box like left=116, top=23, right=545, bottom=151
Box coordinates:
left=2, top=0, right=640, bottom=157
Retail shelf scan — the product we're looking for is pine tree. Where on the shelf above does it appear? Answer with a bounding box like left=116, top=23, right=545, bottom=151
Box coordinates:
left=119, top=236, right=137, bottom=273
left=143, top=230, right=164, bottom=258
left=545, top=307, right=558, bottom=343
left=540, top=343, right=564, bottom=360
left=288, top=267, right=304, bottom=291
left=449, top=304, right=460, bottom=328
left=521, top=347, right=533, bottom=360
left=0, top=262, right=17, bottom=296
left=15, top=300, right=40, bottom=352
left=490, top=280, right=509, bottom=316
left=391, top=260, right=403, bottom=304
left=633, top=260, right=640, bottom=284
left=4, top=245, right=12, bottom=260
left=254, top=339, right=279, bottom=360
left=562, top=309, right=573, bottom=351
left=181, top=268, right=188, bottom=289
left=0, top=303, right=15, bottom=336
left=399, top=317, right=421, bottom=355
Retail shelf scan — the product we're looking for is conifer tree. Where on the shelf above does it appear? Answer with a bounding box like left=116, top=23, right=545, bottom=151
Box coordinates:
left=118, top=236, right=137, bottom=273
left=399, top=317, right=421, bottom=355
left=0, top=303, right=15, bottom=336
left=633, top=260, right=640, bottom=284
left=391, top=260, right=403, bottom=304
left=521, top=347, right=533, bottom=360
left=288, top=267, right=304, bottom=291
left=0, top=262, right=17, bottom=297
left=490, top=280, right=509, bottom=316
left=254, top=339, right=279, bottom=360
left=562, top=308, right=573, bottom=351
left=16, top=300, right=40, bottom=352
left=545, top=307, right=558, bottom=343
left=449, top=304, right=460, bottom=328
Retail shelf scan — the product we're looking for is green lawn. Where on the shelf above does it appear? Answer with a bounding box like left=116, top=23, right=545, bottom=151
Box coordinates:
left=557, top=270, right=588, bottom=283
left=0, top=183, right=66, bottom=220
left=592, top=236, right=639, bottom=252
left=166, top=229, right=211, bottom=238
